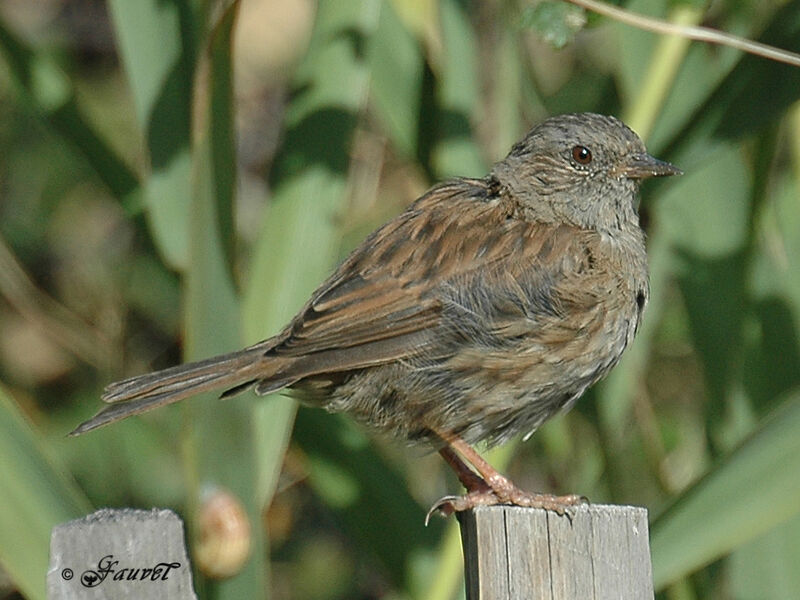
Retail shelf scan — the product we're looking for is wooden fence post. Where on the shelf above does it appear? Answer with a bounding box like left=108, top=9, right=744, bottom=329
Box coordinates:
left=458, top=504, right=653, bottom=600
left=48, top=508, right=196, bottom=599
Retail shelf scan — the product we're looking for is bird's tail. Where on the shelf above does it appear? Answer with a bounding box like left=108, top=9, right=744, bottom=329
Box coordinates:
left=70, top=343, right=291, bottom=436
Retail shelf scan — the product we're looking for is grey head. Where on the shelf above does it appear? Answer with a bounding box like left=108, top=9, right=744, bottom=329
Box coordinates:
left=492, top=113, right=681, bottom=232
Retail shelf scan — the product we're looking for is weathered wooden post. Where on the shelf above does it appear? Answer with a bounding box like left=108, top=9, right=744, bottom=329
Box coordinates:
left=48, top=508, right=196, bottom=599
left=458, top=504, right=653, bottom=599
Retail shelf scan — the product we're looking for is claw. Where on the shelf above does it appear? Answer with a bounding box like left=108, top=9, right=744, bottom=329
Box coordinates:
left=425, top=490, right=503, bottom=525
left=425, top=496, right=460, bottom=526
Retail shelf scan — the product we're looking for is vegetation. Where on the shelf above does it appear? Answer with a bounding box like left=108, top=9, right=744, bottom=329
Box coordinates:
left=1, top=0, right=799, bottom=598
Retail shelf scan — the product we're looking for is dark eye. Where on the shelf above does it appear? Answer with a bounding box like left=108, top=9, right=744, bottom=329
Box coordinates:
left=571, top=145, right=592, bottom=165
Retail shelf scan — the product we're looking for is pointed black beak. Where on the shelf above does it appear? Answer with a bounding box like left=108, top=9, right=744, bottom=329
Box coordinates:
left=617, top=154, right=682, bottom=179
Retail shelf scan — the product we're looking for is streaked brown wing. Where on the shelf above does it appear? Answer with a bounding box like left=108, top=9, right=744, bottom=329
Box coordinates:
left=266, top=178, right=576, bottom=377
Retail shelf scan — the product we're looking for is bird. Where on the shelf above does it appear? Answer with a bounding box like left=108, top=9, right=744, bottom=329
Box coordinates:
left=72, top=113, right=681, bottom=517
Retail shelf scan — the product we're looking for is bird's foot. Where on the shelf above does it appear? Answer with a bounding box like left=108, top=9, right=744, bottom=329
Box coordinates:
left=426, top=490, right=501, bottom=525
left=425, top=485, right=586, bottom=525
left=430, top=435, right=587, bottom=524
left=483, top=471, right=586, bottom=515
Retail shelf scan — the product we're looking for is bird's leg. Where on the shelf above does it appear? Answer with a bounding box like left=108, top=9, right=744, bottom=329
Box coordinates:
left=437, top=446, right=492, bottom=493
left=427, top=445, right=500, bottom=524
left=428, top=432, right=586, bottom=522
left=450, top=436, right=585, bottom=512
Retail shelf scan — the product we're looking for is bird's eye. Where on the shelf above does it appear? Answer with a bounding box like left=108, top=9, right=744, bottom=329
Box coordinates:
left=571, top=145, right=592, bottom=165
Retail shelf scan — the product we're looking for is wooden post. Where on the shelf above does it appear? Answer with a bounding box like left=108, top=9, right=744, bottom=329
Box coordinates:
left=48, top=508, right=196, bottom=599
left=458, top=504, right=653, bottom=600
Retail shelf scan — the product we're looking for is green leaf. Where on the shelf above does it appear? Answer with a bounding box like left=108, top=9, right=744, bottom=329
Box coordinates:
left=519, top=1, right=586, bottom=49
left=206, top=1, right=239, bottom=274
left=241, top=5, right=447, bottom=595
left=293, top=409, right=441, bottom=587
left=661, top=145, right=752, bottom=409
left=242, top=0, right=382, bottom=514
left=486, top=25, right=525, bottom=159
left=658, top=144, right=751, bottom=259
left=183, top=3, right=268, bottom=597
left=651, top=390, right=800, bottom=589
left=728, top=513, right=800, bottom=599
left=368, top=0, right=424, bottom=158
left=752, top=172, right=800, bottom=327
left=0, top=16, right=140, bottom=205
left=0, top=388, right=92, bottom=600
left=744, top=176, right=800, bottom=410
left=107, top=0, right=196, bottom=269
left=662, top=0, right=800, bottom=163
left=430, top=0, right=485, bottom=178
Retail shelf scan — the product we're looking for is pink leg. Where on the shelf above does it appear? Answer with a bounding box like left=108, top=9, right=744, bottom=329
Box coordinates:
left=438, top=446, right=491, bottom=493
left=428, top=432, right=585, bottom=522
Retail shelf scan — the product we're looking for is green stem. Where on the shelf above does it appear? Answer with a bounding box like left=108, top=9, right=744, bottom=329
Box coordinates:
left=623, top=5, right=705, bottom=141
left=790, top=101, right=800, bottom=183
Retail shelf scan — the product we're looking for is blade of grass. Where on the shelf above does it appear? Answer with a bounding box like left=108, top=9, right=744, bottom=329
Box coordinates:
left=617, top=0, right=742, bottom=156
left=430, top=0, right=485, bottom=178
left=293, top=410, right=441, bottom=588
left=484, top=20, right=524, bottom=160
left=661, top=144, right=752, bottom=429
left=782, top=102, right=800, bottom=320
left=723, top=135, right=800, bottom=596
left=205, top=0, right=237, bottom=275
left=651, top=390, right=800, bottom=589
left=243, top=6, right=473, bottom=596
left=107, top=0, right=196, bottom=269
left=727, top=512, right=800, bottom=598
left=0, top=387, right=92, bottom=600
left=367, top=0, right=424, bottom=158
left=621, top=3, right=704, bottom=141
left=183, top=3, right=268, bottom=597
left=242, top=0, right=382, bottom=510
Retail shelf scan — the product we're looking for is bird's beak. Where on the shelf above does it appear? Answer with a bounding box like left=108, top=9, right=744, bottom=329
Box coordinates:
left=617, top=154, right=682, bottom=179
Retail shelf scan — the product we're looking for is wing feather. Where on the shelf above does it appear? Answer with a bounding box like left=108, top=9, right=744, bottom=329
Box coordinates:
left=266, top=178, right=583, bottom=378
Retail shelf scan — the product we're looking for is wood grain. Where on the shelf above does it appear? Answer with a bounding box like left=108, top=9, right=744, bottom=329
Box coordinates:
left=458, top=504, right=653, bottom=600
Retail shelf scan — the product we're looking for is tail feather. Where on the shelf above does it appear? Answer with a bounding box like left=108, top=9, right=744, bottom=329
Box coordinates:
left=71, top=344, right=289, bottom=436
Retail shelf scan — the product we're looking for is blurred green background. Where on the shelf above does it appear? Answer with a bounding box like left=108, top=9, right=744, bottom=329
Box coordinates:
left=1, top=0, right=800, bottom=598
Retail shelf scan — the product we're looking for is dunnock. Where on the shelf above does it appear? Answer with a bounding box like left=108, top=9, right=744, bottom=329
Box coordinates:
left=73, top=113, right=680, bottom=516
